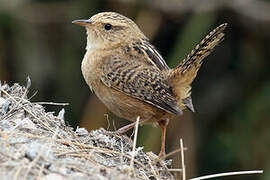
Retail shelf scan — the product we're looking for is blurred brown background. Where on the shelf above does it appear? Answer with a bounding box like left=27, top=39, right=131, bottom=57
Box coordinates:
left=0, top=0, right=269, bottom=179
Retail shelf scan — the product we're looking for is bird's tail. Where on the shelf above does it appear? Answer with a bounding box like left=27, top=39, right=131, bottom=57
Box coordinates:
left=168, top=23, right=227, bottom=112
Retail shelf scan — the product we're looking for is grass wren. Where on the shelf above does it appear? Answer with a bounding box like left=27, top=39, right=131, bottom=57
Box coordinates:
left=72, top=12, right=227, bottom=158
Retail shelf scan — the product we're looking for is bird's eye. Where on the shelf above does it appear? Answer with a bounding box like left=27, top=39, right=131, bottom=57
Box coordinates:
left=104, top=23, right=112, bottom=31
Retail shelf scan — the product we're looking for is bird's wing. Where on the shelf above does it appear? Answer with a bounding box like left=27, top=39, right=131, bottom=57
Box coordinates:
left=130, top=40, right=170, bottom=71
left=100, top=57, right=182, bottom=115
left=140, top=41, right=170, bottom=71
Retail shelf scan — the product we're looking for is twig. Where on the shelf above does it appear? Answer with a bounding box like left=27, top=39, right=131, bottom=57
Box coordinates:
left=112, top=119, right=117, bottom=131
left=130, top=116, right=140, bottom=169
left=14, top=166, right=23, bottom=180
left=189, top=170, right=263, bottom=180
left=28, top=90, right=38, bottom=100
left=37, top=163, right=45, bottom=179
left=104, top=114, right=110, bottom=130
left=168, top=169, right=183, bottom=172
left=35, top=102, right=69, bottom=106
left=120, top=136, right=124, bottom=166
left=180, top=139, right=186, bottom=180
left=145, top=153, right=159, bottom=178
left=165, top=146, right=188, bottom=159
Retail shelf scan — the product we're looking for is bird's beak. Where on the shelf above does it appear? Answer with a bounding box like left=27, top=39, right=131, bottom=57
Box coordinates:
left=72, top=19, right=92, bottom=26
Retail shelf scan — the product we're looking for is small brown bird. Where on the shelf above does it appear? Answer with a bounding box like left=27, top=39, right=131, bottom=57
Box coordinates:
left=72, top=12, right=227, bottom=158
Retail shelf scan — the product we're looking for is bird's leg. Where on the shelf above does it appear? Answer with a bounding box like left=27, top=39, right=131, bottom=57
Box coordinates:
left=158, top=119, right=169, bottom=159
left=115, top=117, right=149, bottom=134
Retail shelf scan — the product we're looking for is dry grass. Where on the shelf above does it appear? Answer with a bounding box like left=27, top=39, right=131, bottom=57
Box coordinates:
left=0, top=82, right=174, bottom=180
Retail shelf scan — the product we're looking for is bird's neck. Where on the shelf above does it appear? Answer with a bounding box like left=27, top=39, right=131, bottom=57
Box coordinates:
left=86, top=39, right=101, bottom=52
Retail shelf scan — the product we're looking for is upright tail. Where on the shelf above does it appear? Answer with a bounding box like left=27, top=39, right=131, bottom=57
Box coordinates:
left=168, top=23, right=228, bottom=112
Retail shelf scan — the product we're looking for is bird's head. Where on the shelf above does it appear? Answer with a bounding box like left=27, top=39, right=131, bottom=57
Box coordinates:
left=72, top=12, right=146, bottom=51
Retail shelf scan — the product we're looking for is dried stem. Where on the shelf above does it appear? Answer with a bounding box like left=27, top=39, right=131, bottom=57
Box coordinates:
left=130, top=116, right=140, bottom=169
left=180, top=139, right=186, bottom=180
left=189, top=170, right=263, bottom=180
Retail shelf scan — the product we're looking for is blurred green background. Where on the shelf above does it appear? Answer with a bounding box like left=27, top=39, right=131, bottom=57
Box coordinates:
left=0, top=0, right=269, bottom=179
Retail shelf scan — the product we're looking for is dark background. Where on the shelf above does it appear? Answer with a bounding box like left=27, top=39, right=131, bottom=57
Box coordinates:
left=0, top=0, right=269, bottom=179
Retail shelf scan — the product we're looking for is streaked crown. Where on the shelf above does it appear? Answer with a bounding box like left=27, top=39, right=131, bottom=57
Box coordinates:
left=73, top=12, right=147, bottom=50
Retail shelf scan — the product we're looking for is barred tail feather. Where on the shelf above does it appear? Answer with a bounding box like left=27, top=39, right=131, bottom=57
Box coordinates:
left=168, top=23, right=227, bottom=110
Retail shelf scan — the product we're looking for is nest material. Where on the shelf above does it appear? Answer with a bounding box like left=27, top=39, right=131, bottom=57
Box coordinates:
left=0, top=83, right=175, bottom=180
